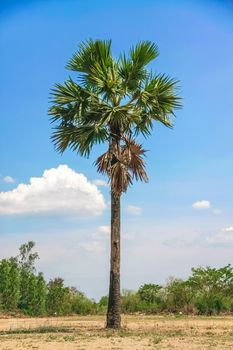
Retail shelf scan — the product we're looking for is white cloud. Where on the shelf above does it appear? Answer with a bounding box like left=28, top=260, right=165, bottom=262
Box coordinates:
left=192, top=200, right=211, bottom=209
left=92, top=225, right=110, bottom=240
left=0, top=165, right=106, bottom=217
left=222, top=226, right=233, bottom=232
left=79, top=241, right=105, bottom=254
left=98, top=225, right=110, bottom=235
left=3, top=176, right=15, bottom=183
left=126, top=205, right=142, bottom=216
left=92, top=179, right=108, bottom=187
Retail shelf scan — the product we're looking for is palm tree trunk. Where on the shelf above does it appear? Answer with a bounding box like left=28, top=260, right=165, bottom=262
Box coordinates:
left=106, top=191, right=121, bottom=328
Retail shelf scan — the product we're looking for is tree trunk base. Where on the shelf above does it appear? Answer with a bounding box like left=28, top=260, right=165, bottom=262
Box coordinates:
left=106, top=271, right=121, bottom=329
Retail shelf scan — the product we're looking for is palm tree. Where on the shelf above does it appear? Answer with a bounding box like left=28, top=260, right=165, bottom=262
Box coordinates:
left=49, top=39, right=181, bottom=328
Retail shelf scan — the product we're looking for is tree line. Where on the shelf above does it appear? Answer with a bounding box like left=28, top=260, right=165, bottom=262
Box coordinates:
left=0, top=242, right=232, bottom=316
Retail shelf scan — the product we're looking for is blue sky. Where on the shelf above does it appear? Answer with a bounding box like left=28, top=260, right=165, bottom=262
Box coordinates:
left=0, top=0, right=233, bottom=299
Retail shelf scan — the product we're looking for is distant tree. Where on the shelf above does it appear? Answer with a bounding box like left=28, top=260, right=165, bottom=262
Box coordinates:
left=138, top=283, right=162, bottom=304
left=70, top=288, right=97, bottom=315
left=18, top=241, right=39, bottom=271
left=46, top=278, right=71, bottom=316
left=188, top=265, right=233, bottom=315
left=99, top=295, right=108, bottom=308
left=8, top=258, right=20, bottom=311
left=0, top=259, right=10, bottom=309
left=18, top=242, right=39, bottom=313
left=121, top=289, right=142, bottom=313
left=165, top=278, right=194, bottom=312
left=0, top=258, right=20, bottom=311
left=34, top=272, right=46, bottom=315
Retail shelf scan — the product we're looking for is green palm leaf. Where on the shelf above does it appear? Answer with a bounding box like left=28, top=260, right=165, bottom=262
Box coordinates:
left=49, top=39, right=182, bottom=190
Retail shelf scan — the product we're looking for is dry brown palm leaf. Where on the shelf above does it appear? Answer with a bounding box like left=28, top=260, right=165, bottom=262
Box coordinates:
left=95, top=138, right=148, bottom=194
left=111, top=161, right=132, bottom=194
left=123, top=138, right=148, bottom=182
left=95, top=151, right=111, bottom=175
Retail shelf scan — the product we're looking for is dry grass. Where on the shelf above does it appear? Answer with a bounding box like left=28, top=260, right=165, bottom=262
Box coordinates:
left=0, top=315, right=232, bottom=349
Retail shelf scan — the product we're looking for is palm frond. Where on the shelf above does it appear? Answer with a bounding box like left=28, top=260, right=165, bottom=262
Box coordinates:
left=49, top=39, right=182, bottom=195
left=50, top=78, right=85, bottom=105
left=123, top=138, right=148, bottom=183
left=66, top=39, right=113, bottom=73
left=130, top=41, right=159, bottom=66
left=95, top=150, right=111, bottom=175
left=52, top=123, right=109, bottom=157
left=118, top=54, right=147, bottom=92
left=134, top=73, right=182, bottom=128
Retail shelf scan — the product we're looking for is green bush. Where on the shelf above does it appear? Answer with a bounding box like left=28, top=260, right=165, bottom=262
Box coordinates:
left=71, top=289, right=97, bottom=315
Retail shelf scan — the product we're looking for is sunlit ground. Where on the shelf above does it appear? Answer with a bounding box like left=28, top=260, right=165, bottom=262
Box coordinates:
left=0, top=315, right=232, bottom=349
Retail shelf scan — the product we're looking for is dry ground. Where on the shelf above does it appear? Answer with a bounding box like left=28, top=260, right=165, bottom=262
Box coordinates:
left=0, top=315, right=232, bottom=349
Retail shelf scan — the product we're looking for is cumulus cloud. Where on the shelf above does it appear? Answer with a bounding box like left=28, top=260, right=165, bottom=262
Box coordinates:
left=92, top=225, right=110, bottom=240
left=98, top=225, right=110, bottom=235
left=192, top=200, right=211, bottom=209
left=126, top=205, right=142, bottom=216
left=3, top=176, right=15, bottom=183
left=0, top=165, right=106, bottom=217
left=222, top=226, right=233, bottom=232
left=92, top=179, right=108, bottom=187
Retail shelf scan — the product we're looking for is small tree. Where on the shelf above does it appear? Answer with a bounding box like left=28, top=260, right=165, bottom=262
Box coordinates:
left=0, top=258, right=20, bottom=311
left=0, top=259, right=10, bottom=310
left=8, top=258, right=20, bottom=311
left=165, top=278, right=194, bottom=313
left=35, top=272, right=46, bottom=316
left=138, top=283, right=161, bottom=304
left=18, top=241, right=40, bottom=313
left=70, top=288, right=96, bottom=315
left=46, top=278, right=71, bottom=316
left=18, top=241, right=39, bottom=272
left=188, top=265, right=233, bottom=315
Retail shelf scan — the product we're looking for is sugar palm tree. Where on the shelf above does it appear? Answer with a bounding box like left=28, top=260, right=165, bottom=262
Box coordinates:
left=49, top=39, right=181, bottom=328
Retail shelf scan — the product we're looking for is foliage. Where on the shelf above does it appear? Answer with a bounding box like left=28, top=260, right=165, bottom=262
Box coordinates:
left=165, top=278, right=194, bottom=312
left=121, top=289, right=162, bottom=314
left=0, top=258, right=20, bottom=311
left=0, top=242, right=232, bottom=316
left=49, top=39, right=181, bottom=195
left=70, top=288, right=97, bottom=315
left=46, top=278, right=71, bottom=316
left=138, top=283, right=162, bottom=304
left=187, top=265, right=233, bottom=315
left=18, top=241, right=39, bottom=271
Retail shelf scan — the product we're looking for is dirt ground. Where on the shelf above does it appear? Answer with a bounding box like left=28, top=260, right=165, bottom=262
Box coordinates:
left=0, top=315, right=232, bottom=349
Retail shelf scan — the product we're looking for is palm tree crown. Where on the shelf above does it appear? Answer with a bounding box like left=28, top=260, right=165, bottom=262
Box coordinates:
left=49, top=39, right=181, bottom=194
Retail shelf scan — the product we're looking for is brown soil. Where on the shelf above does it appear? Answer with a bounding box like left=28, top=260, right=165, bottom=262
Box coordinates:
left=0, top=315, right=232, bottom=349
